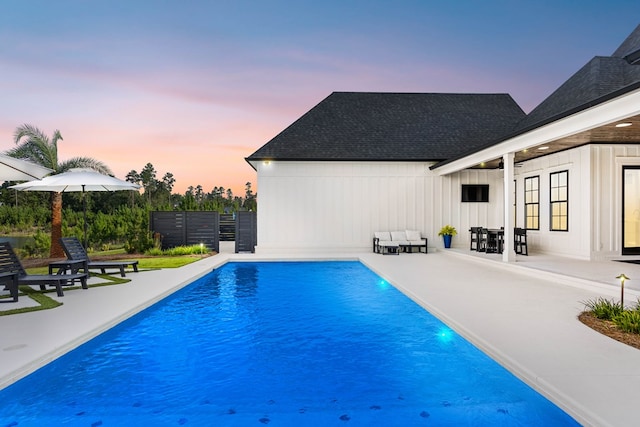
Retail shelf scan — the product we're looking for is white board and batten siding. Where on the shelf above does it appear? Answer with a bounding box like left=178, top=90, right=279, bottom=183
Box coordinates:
left=592, top=144, right=640, bottom=260
left=254, top=144, right=640, bottom=259
left=255, top=161, right=505, bottom=254
left=512, top=144, right=640, bottom=261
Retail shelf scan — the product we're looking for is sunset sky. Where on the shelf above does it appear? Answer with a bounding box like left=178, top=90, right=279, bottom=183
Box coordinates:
left=1, top=1, right=638, bottom=195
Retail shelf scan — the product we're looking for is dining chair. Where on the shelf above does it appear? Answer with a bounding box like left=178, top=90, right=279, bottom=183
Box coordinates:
left=514, top=228, right=529, bottom=255
left=478, top=228, right=489, bottom=252
left=469, top=227, right=480, bottom=251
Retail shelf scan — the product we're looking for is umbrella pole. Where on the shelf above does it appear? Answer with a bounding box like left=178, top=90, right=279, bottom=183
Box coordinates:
left=82, top=185, right=87, bottom=249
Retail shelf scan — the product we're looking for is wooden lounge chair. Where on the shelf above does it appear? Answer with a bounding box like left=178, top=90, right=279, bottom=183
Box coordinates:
left=0, top=242, right=88, bottom=297
left=0, top=271, right=19, bottom=303
left=59, top=237, right=139, bottom=277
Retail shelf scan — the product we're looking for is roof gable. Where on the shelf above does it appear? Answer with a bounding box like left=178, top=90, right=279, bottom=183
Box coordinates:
left=247, top=92, right=525, bottom=162
left=516, top=25, right=640, bottom=133
left=613, top=23, right=640, bottom=62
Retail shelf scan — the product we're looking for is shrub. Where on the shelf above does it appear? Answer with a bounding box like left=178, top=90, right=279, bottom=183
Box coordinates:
left=144, top=244, right=208, bottom=256
left=19, top=229, right=51, bottom=258
left=613, top=311, right=640, bottom=334
left=582, top=297, right=623, bottom=320
left=145, top=247, right=163, bottom=256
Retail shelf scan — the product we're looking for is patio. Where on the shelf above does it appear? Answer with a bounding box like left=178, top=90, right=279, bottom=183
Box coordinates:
left=2, top=243, right=639, bottom=426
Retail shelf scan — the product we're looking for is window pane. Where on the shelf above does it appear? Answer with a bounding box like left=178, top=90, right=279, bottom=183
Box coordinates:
left=524, top=176, right=540, bottom=230
left=550, top=171, right=568, bottom=231
left=559, top=188, right=567, bottom=200
left=624, top=168, right=640, bottom=248
left=559, top=172, right=567, bottom=186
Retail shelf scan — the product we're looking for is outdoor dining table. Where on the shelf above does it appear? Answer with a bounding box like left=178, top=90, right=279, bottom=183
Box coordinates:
left=486, top=228, right=504, bottom=254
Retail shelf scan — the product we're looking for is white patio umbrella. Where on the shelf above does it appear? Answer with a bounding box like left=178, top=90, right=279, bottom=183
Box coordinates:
left=10, top=168, right=141, bottom=248
left=0, top=153, right=53, bottom=181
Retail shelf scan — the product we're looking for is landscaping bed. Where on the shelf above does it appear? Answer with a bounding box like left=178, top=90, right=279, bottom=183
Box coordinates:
left=579, top=311, right=640, bottom=350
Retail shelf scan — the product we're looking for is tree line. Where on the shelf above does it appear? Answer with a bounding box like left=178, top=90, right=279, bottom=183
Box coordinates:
left=0, top=164, right=257, bottom=255
left=125, top=162, right=257, bottom=212
left=1, top=124, right=256, bottom=257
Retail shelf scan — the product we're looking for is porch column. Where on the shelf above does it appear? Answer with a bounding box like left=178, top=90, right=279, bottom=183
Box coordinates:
left=502, top=152, right=515, bottom=262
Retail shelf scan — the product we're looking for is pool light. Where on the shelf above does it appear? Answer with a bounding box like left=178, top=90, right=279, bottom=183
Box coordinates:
left=378, top=279, right=390, bottom=290
left=437, top=327, right=454, bottom=343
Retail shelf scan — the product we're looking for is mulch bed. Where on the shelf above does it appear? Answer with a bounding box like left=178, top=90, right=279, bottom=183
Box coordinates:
left=578, top=311, right=640, bottom=350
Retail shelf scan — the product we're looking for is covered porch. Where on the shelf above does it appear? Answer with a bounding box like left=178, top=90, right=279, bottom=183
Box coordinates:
left=433, top=86, right=640, bottom=262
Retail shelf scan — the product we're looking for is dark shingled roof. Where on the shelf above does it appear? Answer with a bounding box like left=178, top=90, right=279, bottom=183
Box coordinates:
left=513, top=24, right=640, bottom=134
left=246, top=92, right=525, bottom=162
left=430, top=24, right=640, bottom=169
left=613, top=23, right=640, bottom=60
left=247, top=25, right=640, bottom=167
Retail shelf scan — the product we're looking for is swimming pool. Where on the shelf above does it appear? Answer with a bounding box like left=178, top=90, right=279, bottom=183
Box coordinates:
left=0, top=261, right=577, bottom=426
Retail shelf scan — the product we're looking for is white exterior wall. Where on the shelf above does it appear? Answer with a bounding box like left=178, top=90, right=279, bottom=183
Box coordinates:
left=591, top=144, right=640, bottom=259
left=255, top=161, right=504, bottom=253
left=255, top=145, right=640, bottom=258
left=514, top=146, right=592, bottom=259
left=510, top=144, right=640, bottom=260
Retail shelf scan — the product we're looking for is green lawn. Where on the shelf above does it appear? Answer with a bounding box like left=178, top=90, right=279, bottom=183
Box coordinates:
left=4, top=253, right=212, bottom=315
left=26, top=254, right=207, bottom=274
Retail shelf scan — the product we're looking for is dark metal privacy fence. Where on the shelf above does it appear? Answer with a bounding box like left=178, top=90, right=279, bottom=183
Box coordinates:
left=150, top=211, right=220, bottom=252
left=235, top=211, right=257, bottom=253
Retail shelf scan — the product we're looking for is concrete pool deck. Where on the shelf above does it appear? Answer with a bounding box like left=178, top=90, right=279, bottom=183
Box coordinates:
left=2, top=243, right=640, bottom=426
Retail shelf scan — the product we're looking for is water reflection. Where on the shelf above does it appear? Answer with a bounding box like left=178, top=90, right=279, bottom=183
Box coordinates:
left=233, top=264, right=258, bottom=298
left=0, top=236, right=33, bottom=249
left=206, top=263, right=259, bottom=301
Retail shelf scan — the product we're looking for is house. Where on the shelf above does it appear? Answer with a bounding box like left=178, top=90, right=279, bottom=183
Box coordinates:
left=246, top=24, right=640, bottom=261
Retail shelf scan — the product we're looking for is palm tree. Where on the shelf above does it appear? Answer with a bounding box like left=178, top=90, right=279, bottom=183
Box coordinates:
left=6, top=124, right=112, bottom=258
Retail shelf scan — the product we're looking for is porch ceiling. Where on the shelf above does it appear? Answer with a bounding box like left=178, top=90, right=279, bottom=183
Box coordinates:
left=471, top=114, right=640, bottom=169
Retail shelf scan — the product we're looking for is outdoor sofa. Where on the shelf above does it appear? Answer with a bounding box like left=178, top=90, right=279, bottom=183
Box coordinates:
left=373, top=230, right=428, bottom=254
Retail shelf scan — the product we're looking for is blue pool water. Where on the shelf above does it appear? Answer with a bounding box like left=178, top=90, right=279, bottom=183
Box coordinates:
left=0, top=261, right=578, bottom=426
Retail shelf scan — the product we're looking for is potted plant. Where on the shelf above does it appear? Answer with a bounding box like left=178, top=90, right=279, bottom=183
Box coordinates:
left=438, top=225, right=457, bottom=248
